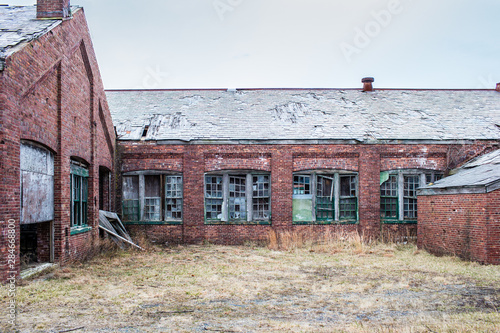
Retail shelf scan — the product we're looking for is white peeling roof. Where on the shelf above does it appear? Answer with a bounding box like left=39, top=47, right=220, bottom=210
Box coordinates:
left=0, top=5, right=79, bottom=70
left=419, top=149, right=500, bottom=194
left=106, top=89, right=500, bottom=143
left=462, top=149, right=500, bottom=169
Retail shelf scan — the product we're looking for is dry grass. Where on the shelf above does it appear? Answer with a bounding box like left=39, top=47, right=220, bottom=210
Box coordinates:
left=267, top=229, right=368, bottom=254
left=3, top=234, right=500, bottom=333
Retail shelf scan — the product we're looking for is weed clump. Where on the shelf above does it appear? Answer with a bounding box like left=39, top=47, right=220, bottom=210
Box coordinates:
left=267, top=228, right=368, bottom=254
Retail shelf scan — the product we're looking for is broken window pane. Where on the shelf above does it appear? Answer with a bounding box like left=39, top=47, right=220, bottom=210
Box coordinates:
left=205, top=175, right=223, bottom=220
left=252, top=175, right=270, bottom=220
left=229, top=176, right=246, bottom=220
left=144, top=175, right=161, bottom=221
left=122, top=176, right=140, bottom=221
left=165, top=175, right=183, bottom=220
left=293, top=175, right=311, bottom=195
left=294, top=172, right=358, bottom=223
left=316, top=175, right=334, bottom=221
left=380, top=175, right=398, bottom=219
left=403, top=175, right=419, bottom=219
left=339, top=175, right=357, bottom=220
left=426, top=172, right=444, bottom=185
left=205, top=175, right=223, bottom=198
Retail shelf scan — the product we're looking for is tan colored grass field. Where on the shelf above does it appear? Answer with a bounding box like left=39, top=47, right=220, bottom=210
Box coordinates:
left=3, top=232, right=500, bottom=332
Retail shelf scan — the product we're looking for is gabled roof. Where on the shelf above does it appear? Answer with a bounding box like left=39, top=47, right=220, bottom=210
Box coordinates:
left=106, top=89, right=500, bottom=143
left=419, top=149, right=500, bottom=195
left=0, top=5, right=79, bottom=71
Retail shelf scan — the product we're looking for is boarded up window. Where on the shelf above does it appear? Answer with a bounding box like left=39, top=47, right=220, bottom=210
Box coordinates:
left=20, top=142, right=54, bottom=224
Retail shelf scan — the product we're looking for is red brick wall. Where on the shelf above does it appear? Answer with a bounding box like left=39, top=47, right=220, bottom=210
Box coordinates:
left=36, top=221, right=51, bottom=263
left=0, top=8, right=116, bottom=282
left=487, top=190, right=500, bottom=264
left=418, top=190, right=500, bottom=264
left=117, top=142, right=493, bottom=245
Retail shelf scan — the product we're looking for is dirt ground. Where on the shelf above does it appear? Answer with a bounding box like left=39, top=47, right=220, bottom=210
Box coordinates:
left=3, top=240, right=500, bottom=332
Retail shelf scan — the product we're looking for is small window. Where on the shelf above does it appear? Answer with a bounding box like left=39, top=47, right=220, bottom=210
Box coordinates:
left=205, top=172, right=271, bottom=223
left=293, top=171, right=358, bottom=224
left=71, top=162, right=89, bottom=228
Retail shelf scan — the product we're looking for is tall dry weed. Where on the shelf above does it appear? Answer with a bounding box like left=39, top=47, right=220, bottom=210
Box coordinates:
left=267, top=228, right=368, bottom=254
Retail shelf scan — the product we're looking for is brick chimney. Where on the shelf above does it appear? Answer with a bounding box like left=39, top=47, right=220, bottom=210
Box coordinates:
left=37, top=0, right=71, bottom=19
left=362, top=77, right=374, bottom=92
left=496, top=82, right=500, bottom=92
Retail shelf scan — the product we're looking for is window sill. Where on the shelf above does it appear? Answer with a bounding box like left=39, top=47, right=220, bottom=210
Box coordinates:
left=70, top=226, right=92, bottom=235
left=293, top=220, right=359, bottom=225
left=205, top=220, right=271, bottom=225
left=381, top=220, right=417, bottom=225
left=123, top=221, right=183, bottom=225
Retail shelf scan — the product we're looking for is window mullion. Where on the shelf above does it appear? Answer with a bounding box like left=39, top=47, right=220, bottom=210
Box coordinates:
left=222, top=174, right=229, bottom=222
left=398, top=172, right=404, bottom=221
left=334, top=173, right=340, bottom=221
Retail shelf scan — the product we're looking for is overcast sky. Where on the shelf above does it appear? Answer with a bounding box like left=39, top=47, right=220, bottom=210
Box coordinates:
left=7, top=0, right=500, bottom=89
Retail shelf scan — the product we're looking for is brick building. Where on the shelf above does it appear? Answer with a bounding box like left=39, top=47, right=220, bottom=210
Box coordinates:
left=0, top=1, right=116, bottom=283
left=106, top=83, right=500, bottom=245
left=418, top=149, right=500, bottom=264
left=1, top=3, right=499, bottom=285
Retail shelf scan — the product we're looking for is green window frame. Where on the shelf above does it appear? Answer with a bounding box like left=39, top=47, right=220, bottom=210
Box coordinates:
left=122, top=175, right=140, bottom=222
left=293, top=171, right=358, bottom=224
left=122, top=173, right=183, bottom=224
left=252, top=175, right=271, bottom=221
left=205, top=175, right=224, bottom=221
left=380, top=170, right=444, bottom=223
left=316, top=175, right=334, bottom=221
left=70, top=163, right=89, bottom=228
left=165, top=175, right=183, bottom=220
left=204, top=172, right=271, bottom=224
left=380, top=174, right=398, bottom=220
left=339, top=175, right=357, bottom=220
